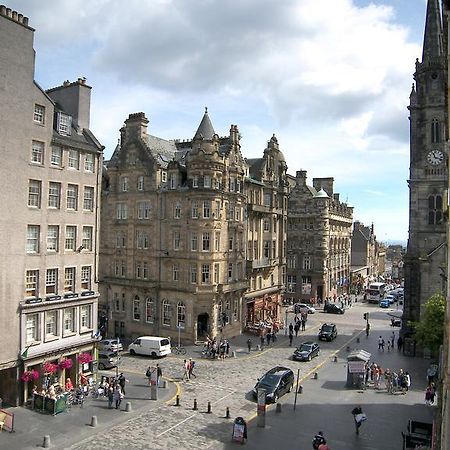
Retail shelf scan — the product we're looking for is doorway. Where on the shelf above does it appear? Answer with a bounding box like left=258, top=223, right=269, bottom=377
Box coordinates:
left=197, top=313, right=209, bottom=338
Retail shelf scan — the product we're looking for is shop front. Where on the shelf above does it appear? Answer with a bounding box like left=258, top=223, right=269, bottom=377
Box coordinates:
left=245, top=293, right=282, bottom=335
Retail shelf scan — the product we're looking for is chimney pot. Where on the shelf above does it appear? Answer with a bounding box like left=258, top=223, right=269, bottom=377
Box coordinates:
left=0, top=5, right=6, bottom=16
left=23, top=16, right=28, bottom=25
left=12, top=10, right=17, bottom=20
left=6, top=7, right=12, bottom=17
left=17, top=13, right=23, bottom=23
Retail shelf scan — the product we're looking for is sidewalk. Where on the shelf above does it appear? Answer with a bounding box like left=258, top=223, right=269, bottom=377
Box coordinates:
left=0, top=371, right=176, bottom=450
left=227, top=325, right=436, bottom=450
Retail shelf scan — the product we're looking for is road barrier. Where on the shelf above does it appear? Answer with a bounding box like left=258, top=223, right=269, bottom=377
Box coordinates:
left=90, top=415, right=97, bottom=427
left=193, top=399, right=198, bottom=410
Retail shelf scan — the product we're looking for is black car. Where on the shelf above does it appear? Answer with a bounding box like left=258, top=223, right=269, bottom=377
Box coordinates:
left=252, top=366, right=295, bottom=403
left=323, top=303, right=345, bottom=314
left=292, top=342, right=320, bottom=361
left=318, top=323, right=337, bottom=341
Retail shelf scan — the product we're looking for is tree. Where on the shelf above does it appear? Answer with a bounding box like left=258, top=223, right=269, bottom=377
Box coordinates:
left=410, top=293, right=446, bottom=354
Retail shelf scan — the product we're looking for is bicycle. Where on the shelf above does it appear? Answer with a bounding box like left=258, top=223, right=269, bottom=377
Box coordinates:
left=171, top=344, right=186, bottom=355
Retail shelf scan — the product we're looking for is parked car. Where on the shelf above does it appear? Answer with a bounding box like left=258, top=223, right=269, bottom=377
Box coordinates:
left=379, top=298, right=390, bottom=308
left=318, top=323, right=337, bottom=341
left=390, top=317, right=402, bottom=327
left=98, top=351, right=119, bottom=370
left=252, top=366, right=295, bottom=403
left=323, top=303, right=345, bottom=314
left=292, top=342, right=320, bottom=361
left=98, top=339, right=123, bottom=352
left=294, top=303, right=316, bottom=314
left=384, top=294, right=396, bottom=304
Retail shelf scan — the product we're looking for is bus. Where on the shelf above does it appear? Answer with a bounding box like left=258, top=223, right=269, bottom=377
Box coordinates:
left=366, top=282, right=386, bottom=304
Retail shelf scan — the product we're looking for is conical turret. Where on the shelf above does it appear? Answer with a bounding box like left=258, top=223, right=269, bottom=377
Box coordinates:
left=193, top=107, right=215, bottom=141
left=422, top=0, right=443, bottom=63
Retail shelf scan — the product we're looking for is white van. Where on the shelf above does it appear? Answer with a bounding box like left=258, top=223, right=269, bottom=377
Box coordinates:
left=128, top=336, right=171, bottom=358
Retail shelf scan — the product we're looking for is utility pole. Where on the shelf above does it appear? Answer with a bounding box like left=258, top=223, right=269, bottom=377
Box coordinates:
left=364, top=312, right=370, bottom=336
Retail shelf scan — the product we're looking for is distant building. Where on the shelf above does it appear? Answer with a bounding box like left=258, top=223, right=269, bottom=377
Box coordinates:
left=99, top=111, right=287, bottom=343
left=0, top=6, right=103, bottom=405
left=285, top=171, right=353, bottom=304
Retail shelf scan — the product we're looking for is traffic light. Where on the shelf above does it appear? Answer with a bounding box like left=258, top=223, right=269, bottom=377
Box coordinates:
left=363, top=312, right=369, bottom=320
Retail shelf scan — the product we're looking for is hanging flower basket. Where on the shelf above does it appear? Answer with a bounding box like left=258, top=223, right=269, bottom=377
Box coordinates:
left=42, top=361, right=58, bottom=374
left=77, top=353, right=93, bottom=364
left=58, top=358, right=73, bottom=370
left=21, top=369, right=40, bottom=382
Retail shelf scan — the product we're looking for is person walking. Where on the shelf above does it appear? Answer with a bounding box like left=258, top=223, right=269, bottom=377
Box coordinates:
left=289, top=331, right=293, bottom=347
left=183, top=359, right=190, bottom=381
left=312, top=431, right=326, bottom=449
left=294, top=321, right=300, bottom=337
left=397, top=335, right=403, bottom=352
left=156, top=364, right=162, bottom=387
left=289, top=323, right=294, bottom=335
left=113, top=384, right=123, bottom=410
left=266, top=332, right=271, bottom=346
left=118, top=372, right=127, bottom=395
left=301, top=315, right=306, bottom=331
left=107, top=386, right=114, bottom=409
left=145, top=366, right=152, bottom=386
left=247, top=338, right=252, bottom=353
left=391, top=331, right=395, bottom=347
left=351, top=406, right=366, bottom=434
left=365, top=322, right=370, bottom=337
left=188, top=358, right=196, bottom=378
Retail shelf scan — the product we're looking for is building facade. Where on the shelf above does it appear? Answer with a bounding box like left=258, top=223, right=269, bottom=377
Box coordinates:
left=285, top=171, right=353, bottom=304
left=0, top=6, right=103, bottom=405
left=99, top=111, right=287, bottom=343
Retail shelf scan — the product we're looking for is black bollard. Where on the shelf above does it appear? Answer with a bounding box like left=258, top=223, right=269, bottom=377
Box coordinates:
left=193, top=398, right=198, bottom=410
left=226, top=407, right=230, bottom=418
left=207, top=401, right=212, bottom=413
left=298, top=385, right=303, bottom=394
left=175, top=394, right=180, bottom=406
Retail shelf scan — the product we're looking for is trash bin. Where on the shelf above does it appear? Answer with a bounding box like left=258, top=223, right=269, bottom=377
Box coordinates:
left=232, top=416, right=247, bottom=444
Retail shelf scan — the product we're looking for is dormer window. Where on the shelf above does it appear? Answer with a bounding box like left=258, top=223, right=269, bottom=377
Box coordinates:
left=57, top=112, right=72, bottom=136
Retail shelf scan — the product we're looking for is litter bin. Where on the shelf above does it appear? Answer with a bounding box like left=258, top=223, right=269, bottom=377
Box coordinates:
left=232, top=416, right=247, bottom=444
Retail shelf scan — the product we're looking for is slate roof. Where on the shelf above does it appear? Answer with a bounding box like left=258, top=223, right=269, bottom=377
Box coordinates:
left=193, top=108, right=216, bottom=140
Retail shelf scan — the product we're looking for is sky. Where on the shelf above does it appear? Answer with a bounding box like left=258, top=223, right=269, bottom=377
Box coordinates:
left=6, top=0, right=430, bottom=243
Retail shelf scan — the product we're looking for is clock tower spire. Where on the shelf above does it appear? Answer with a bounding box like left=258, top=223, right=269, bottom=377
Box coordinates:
left=403, top=0, right=448, bottom=328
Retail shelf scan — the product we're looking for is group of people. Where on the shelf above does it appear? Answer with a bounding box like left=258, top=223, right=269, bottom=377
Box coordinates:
left=183, top=358, right=196, bottom=381
left=364, top=361, right=411, bottom=394
left=202, top=336, right=231, bottom=359
left=377, top=331, right=404, bottom=352
left=90, top=373, right=127, bottom=409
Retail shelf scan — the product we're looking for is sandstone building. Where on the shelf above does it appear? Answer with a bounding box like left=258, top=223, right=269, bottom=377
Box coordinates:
left=0, top=6, right=103, bottom=405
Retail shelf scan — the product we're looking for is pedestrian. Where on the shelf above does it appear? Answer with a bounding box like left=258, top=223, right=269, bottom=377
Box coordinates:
left=318, top=441, right=330, bottom=450
left=188, top=358, right=196, bottom=378
left=312, top=431, right=326, bottom=449
left=294, top=321, right=300, bottom=337
left=366, top=322, right=370, bottom=337
left=391, top=331, right=395, bottom=347
left=118, top=372, right=127, bottom=395
left=225, top=340, right=230, bottom=357
left=266, top=332, right=271, bottom=346
left=289, top=323, right=294, bottom=335
left=351, top=406, right=366, bottom=435
left=156, top=364, right=162, bottom=386
left=378, top=336, right=384, bottom=351
left=289, top=331, right=293, bottom=347
left=113, top=385, right=123, bottom=410
left=247, top=338, right=252, bottom=353
left=145, top=366, right=152, bottom=386
left=425, top=384, right=436, bottom=405
left=405, top=371, right=411, bottom=392
left=183, top=359, right=190, bottom=381
left=301, top=316, right=306, bottom=331
left=260, top=334, right=264, bottom=349
left=387, top=340, right=391, bottom=351
left=397, top=336, right=403, bottom=352
left=107, top=386, right=114, bottom=409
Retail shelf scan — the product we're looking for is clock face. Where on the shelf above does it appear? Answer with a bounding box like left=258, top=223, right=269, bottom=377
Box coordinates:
left=427, top=150, right=444, bottom=165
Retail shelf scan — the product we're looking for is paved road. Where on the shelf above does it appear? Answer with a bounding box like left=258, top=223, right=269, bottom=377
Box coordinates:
left=1, top=301, right=436, bottom=449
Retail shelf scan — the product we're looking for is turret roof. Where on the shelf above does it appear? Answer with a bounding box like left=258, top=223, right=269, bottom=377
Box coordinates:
left=194, top=107, right=216, bottom=140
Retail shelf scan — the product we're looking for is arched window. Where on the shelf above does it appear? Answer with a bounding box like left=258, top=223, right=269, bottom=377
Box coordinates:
left=431, top=119, right=440, bottom=143
left=162, top=300, right=171, bottom=326
left=428, top=195, right=443, bottom=225
left=145, top=297, right=153, bottom=323
left=177, top=302, right=185, bottom=329
left=133, top=295, right=140, bottom=321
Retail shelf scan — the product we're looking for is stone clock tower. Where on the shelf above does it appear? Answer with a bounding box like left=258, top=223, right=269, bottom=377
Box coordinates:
left=403, top=0, right=448, bottom=327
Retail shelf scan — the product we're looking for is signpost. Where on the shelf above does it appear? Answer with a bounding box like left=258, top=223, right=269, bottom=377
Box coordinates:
left=257, top=388, right=266, bottom=428
left=150, top=366, right=158, bottom=400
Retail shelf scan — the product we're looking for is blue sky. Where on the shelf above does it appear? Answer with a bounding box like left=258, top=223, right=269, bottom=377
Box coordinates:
left=7, top=0, right=430, bottom=243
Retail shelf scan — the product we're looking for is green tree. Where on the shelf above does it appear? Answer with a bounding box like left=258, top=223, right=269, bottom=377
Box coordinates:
left=410, top=292, right=446, bottom=354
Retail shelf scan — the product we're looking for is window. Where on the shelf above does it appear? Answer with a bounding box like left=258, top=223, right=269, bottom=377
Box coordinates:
left=203, top=201, right=211, bottom=218
left=145, top=298, right=154, bottom=323
left=229, top=177, right=235, bottom=192
left=136, top=262, right=142, bottom=279
left=34, top=104, right=45, bottom=124
left=191, top=232, right=198, bottom=251
left=27, top=225, right=40, bottom=253
left=46, top=268, right=57, bottom=294
left=121, top=176, right=129, bottom=192
left=228, top=263, right=233, bottom=281
left=81, top=266, right=91, bottom=290
left=47, top=225, right=59, bottom=252
left=204, top=175, right=211, bottom=188
left=65, top=226, right=77, bottom=251
left=286, top=275, right=297, bottom=293
left=201, top=264, right=210, bottom=284
left=45, top=311, right=57, bottom=337
left=173, top=231, right=181, bottom=250
left=137, top=175, right=144, bottom=191
left=63, top=308, right=75, bottom=333
left=116, top=232, right=126, bottom=248
left=215, top=233, right=220, bottom=252
left=82, top=226, right=93, bottom=251
left=229, top=236, right=234, bottom=251
left=177, top=302, right=186, bottom=328
left=84, top=153, right=95, bottom=172
left=169, top=174, right=177, bottom=189
left=428, top=195, right=443, bottom=224
left=202, top=232, right=210, bottom=251
left=263, top=218, right=270, bottom=232
left=287, top=255, right=297, bottom=269
left=48, top=182, right=61, bottom=208
left=68, top=149, right=79, bottom=169
left=190, top=265, right=197, bottom=284
left=31, top=140, right=44, bottom=164
left=143, top=261, right=149, bottom=279
left=162, top=300, right=171, bottom=326
left=264, top=193, right=271, bottom=206
left=161, top=171, right=167, bottom=182
left=58, top=112, right=72, bottom=135
left=114, top=293, right=120, bottom=312
left=174, top=202, right=181, bottom=219
left=193, top=175, right=199, bottom=188
left=263, top=240, right=270, bottom=258
left=137, top=202, right=151, bottom=219
left=136, top=230, right=149, bottom=249
left=214, top=263, right=219, bottom=284
left=172, top=264, right=179, bottom=281
left=28, top=180, right=41, bottom=208
left=215, top=200, right=221, bottom=218
left=80, top=304, right=92, bottom=329
left=25, top=270, right=39, bottom=297
left=66, top=184, right=78, bottom=210
left=303, top=255, right=311, bottom=270
left=122, top=293, right=126, bottom=311
left=51, top=147, right=62, bottom=167
left=83, top=187, right=94, bottom=211
left=116, top=203, right=128, bottom=219
left=26, top=313, right=39, bottom=343
left=64, top=267, right=75, bottom=292
left=431, top=119, right=440, bottom=143
left=133, top=296, right=141, bottom=321
left=191, top=201, right=199, bottom=218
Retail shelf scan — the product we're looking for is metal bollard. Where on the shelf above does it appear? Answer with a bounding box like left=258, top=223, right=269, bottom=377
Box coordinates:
left=193, top=398, right=198, bottom=410
left=90, top=415, right=98, bottom=427
left=346, top=346, right=350, bottom=352
left=257, top=344, right=261, bottom=351
left=175, top=394, right=180, bottom=406
left=298, top=385, right=303, bottom=394
left=225, top=407, right=230, bottom=418
left=125, top=402, right=132, bottom=412
left=276, top=403, right=282, bottom=413
left=207, top=401, right=212, bottom=413
left=160, top=379, right=167, bottom=389
left=357, top=337, right=360, bottom=343
left=43, top=435, right=51, bottom=448
left=313, top=372, right=318, bottom=380
left=334, top=355, right=338, bottom=362
left=232, top=351, right=236, bottom=358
